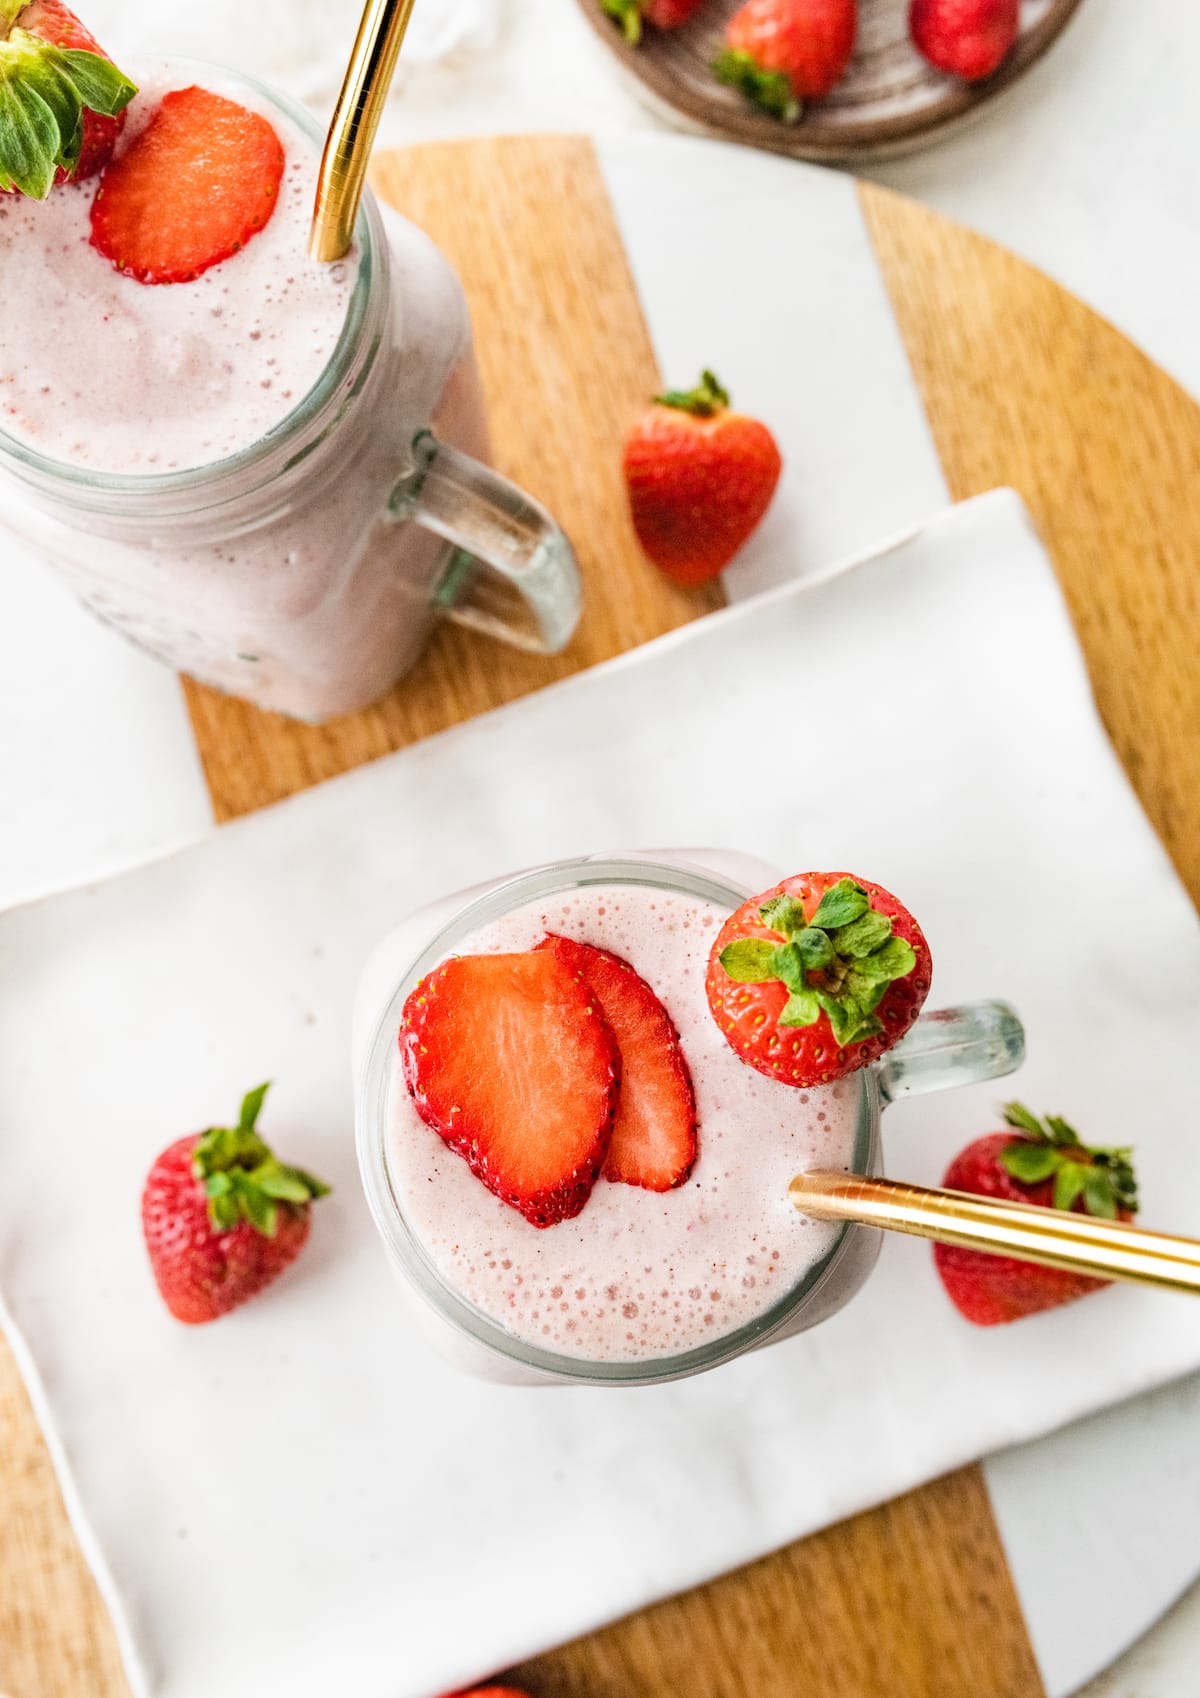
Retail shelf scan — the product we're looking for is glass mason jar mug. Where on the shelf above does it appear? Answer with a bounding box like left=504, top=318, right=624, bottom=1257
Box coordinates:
left=354, top=853, right=1026, bottom=1388
left=0, top=63, right=581, bottom=724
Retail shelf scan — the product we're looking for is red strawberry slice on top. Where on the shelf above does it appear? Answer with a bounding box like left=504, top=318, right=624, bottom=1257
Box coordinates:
left=400, top=951, right=622, bottom=1228
left=90, top=85, right=285, bottom=284
left=537, top=934, right=698, bottom=1192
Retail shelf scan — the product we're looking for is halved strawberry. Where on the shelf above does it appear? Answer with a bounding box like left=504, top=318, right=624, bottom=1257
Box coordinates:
left=90, top=85, right=285, bottom=285
left=706, top=872, right=931, bottom=1087
left=400, top=952, right=621, bottom=1228
left=536, top=934, right=697, bottom=1192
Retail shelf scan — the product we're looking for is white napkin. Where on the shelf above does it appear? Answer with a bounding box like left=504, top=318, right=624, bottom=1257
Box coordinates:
left=2, top=490, right=1199, bottom=1698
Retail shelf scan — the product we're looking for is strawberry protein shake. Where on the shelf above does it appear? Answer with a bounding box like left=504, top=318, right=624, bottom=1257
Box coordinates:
left=356, top=853, right=1024, bottom=1385
left=387, top=877, right=861, bottom=1365
left=0, top=65, right=363, bottom=475
left=0, top=14, right=579, bottom=720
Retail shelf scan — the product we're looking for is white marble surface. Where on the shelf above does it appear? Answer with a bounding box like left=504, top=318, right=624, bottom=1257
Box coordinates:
left=7, top=4, right=1200, bottom=1693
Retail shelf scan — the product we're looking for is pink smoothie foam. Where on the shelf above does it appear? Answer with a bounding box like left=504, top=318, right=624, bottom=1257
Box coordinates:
left=387, top=883, right=861, bottom=1364
left=0, top=60, right=491, bottom=719
left=0, top=64, right=357, bottom=474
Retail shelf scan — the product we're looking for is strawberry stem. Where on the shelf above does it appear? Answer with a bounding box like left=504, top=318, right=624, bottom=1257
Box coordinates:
left=713, top=49, right=802, bottom=123
left=654, top=369, right=730, bottom=417
left=600, top=0, right=643, bottom=44
left=998, top=1103, right=1138, bottom=1220
left=718, top=878, right=916, bottom=1048
left=0, top=28, right=136, bottom=198
left=192, top=1083, right=330, bottom=1238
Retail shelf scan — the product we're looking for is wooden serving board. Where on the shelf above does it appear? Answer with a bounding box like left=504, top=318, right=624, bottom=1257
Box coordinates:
left=575, top=0, right=1086, bottom=163
left=3, top=135, right=1200, bottom=1698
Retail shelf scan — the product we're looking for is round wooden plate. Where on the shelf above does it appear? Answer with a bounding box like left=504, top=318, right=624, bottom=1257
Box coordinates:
left=575, top=0, right=1086, bottom=162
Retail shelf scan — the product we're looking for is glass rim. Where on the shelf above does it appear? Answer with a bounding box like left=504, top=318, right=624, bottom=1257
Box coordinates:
left=355, top=855, right=878, bottom=1387
left=0, top=57, right=381, bottom=499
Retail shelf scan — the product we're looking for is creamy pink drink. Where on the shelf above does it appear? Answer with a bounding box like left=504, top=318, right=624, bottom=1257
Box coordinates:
left=356, top=855, right=1024, bottom=1385
left=0, top=61, right=577, bottom=720
left=388, top=880, right=859, bottom=1364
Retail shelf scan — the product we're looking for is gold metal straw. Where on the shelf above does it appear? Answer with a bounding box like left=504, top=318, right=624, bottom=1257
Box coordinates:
left=790, top=1171, right=1200, bottom=1297
left=309, top=0, right=419, bottom=262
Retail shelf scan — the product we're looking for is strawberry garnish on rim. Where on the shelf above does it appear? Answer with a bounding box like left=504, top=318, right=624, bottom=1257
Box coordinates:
left=90, top=85, right=285, bottom=284
left=706, top=872, right=931, bottom=1087
left=141, top=1083, right=330, bottom=1325
left=934, top=1104, right=1139, bottom=1326
left=400, top=951, right=622, bottom=1228
left=536, top=934, right=697, bottom=1192
left=0, top=0, right=135, bottom=197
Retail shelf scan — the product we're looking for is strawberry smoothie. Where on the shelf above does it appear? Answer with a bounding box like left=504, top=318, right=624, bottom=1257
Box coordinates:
left=0, top=64, right=361, bottom=473
left=0, top=59, right=549, bottom=721
left=381, top=869, right=864, bottom=1369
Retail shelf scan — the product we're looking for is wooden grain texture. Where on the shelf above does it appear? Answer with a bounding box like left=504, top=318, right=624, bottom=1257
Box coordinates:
left=183, top=135, right=722, bottom=822
left=859, top=178, right=1200, bottom=906
left=509, top=1468, right=1039, bottom=1698
left=9, top=135, right=1200, bottom=1698
left=574, top=0, right=1084, bottom=164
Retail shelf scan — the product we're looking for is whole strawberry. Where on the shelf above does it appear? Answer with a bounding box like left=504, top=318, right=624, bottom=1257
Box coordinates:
left=715, top=0, right=857, bottom=119
left=142, top=1084, right=330, bottom=1324
left=601, top=0, right=704, bottom=45
left=935, top=1104, right=1139, bottom=1326
left=623, top=370, right=782, bottom=586
left=0, top=0, right=135, bottom=196
left=909, top=0, right=1018, bottom=82
left=706, top=873, right=931, bottom=1087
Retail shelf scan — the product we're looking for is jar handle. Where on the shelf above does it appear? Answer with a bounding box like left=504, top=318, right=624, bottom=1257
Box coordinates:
left=391, top=431, right=582, bottom=653
left=873, top=1001, right=1025, bottom=1104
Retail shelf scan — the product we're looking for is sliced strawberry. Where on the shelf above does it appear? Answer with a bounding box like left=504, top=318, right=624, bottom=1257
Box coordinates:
left=536, top=934, right=697, bottom=1192
left=90, top=86, right=285, bottom=285
left=706, top=872, right=931, bottom=1088
left=400, top=952, right=621, bottom=1228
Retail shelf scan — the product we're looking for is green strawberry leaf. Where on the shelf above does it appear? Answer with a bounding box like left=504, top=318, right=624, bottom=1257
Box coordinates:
left=1053, top=1165, right=1087, bottom=1213
left=1001, top=1102, right=1045, bottom=1138
left=779, top=987, right=820, bottom=1027
left=0, top=32, right=136, bottom=200
left=1044, top=1113, right=1083, bottom=1149
left=999, top=1103, right=1139, bottom=1217
left=827, top=909, right=893, bottom=958
left=1082, top=1166, right=1118, bottom=1221
left=719, top=937, right=779, bottom=982
left=1000, top=1142, right=1061, bottom=1185
left=192, top=1085, right=329, bottom=1237
left=655, top=368, right=730, bottom=417
left=0, top=75, right=58, bottom=197
left=759, top=894, right=809, bottom=938
left=599, top=0, right=643, bottom=45
left=718, top=877, right=917, bottom=1052
left=815, top=988, right=882, bottom=1047
left=238, top=1081, right=271, bottom=1132
left=851, top=936, right=915, bottom=985
left=60, top=47, right=136, bottom=116
left=712, top=48, right=801, bottom=123
left=809, top=878, right=870, bottom=931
